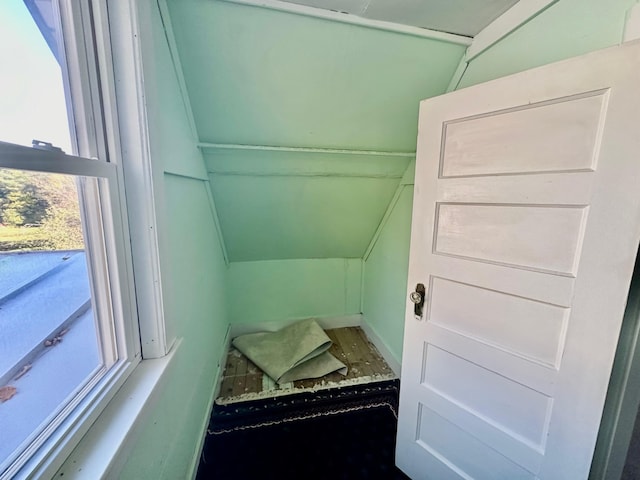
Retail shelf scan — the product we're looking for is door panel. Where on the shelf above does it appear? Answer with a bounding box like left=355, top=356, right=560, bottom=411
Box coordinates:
left=397, top=41, right=640, bottom=480
left=416, top=405, right=536, bottom=480
left=433, top=203, right=587, bottom=275
left=428, top=277, right=569, bottom=366
left=422, top=345, right=552, bottom=445
left=440, top=91, right=606, bottom=178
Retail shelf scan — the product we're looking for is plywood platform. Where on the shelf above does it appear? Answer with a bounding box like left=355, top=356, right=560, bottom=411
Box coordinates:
left=216, top=326, right=396, bottom=405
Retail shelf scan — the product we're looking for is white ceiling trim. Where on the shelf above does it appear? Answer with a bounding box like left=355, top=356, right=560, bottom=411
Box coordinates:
left=157, top=0, right=199, bottom=141
left=445, top=0, right=558, bottom=91
left=198, top=142, right=416, bottom=157
left=362, top=160, right=415, bottom=263
left=204, top=181, right=230, bottom=265
left=623, top=3, right=640, bottom=42
left=214, top=0, right=473, bottom=45
left=466, top=0, right=559, bottom=60
left=446, top=56, right=469, bottom=92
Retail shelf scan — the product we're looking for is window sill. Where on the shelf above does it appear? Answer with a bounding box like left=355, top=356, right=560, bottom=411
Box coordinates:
left=51, top=340, right=181, bottom=479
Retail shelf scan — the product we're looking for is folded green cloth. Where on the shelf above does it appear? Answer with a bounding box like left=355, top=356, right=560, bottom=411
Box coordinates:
left=232, top=319, right=347, bottom=385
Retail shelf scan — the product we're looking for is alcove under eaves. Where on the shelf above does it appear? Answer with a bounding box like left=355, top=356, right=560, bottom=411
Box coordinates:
left=166, top=0, right=469, bottom=364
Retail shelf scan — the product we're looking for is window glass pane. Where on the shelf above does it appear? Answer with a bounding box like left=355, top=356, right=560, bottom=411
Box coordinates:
left=0, top=2, right=104, bottom=472
left=0, top=0, right=72, bottom=151
left=0, top=0, right=136, bottom=476
left=0, top=168, right=101, bottom=473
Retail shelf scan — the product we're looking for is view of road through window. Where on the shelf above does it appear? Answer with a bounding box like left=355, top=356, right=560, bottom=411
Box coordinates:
left=0, top=0, right=101, bottom=473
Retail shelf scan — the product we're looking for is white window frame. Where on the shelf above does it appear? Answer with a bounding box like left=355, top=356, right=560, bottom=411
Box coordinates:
left=104, top=0, right=171, bottom=359
left=0, top=0, right=171, bottom=476
left=58, top=0, right=168, bottom=363
left=0, top=146, right=140, bottom=480
left=61, top=0, right=170, bottom=359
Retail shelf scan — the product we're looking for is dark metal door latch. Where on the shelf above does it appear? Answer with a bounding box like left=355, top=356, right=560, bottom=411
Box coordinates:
left=410, top=283, right=426, bottom=319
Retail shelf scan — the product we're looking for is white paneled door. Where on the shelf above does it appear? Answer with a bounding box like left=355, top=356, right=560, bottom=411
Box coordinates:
left=396, top=41, right=640, bottom=480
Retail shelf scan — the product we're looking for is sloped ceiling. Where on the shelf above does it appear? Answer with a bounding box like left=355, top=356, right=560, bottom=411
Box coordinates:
left=281, top=0, right=519, bottom=36
left=167, top=1, right=466, bottom=151
left=167, top=0, right=466, bottom=261
left=204, top=149, right=411, bottom=261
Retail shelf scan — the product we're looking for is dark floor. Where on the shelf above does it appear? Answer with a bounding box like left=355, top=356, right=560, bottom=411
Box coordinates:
left=198, top=380, right=409, bottom=480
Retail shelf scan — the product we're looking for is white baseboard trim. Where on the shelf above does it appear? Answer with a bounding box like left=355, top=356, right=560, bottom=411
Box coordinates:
left=229, top=314, right=363, bottom=337
left=213, top=325, right=233, bottom=400
left=360, top=321, right=401, bottom=377
left=188, top=324, right=232, bottom=480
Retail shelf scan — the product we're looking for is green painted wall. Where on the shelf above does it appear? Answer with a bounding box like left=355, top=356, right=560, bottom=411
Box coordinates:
left=139, top=2, right=206, bottom=180
left=362, top=185, right=414, bottom=365
left=459, top=0, right=637, bottom=88
left=227, top=258, right=361, bottom=325
left=111, top=1, right=229, bottom=477
left=166, top=0, right=463, bottom=265
left=166, top=0, right=460, bottom=334
left=163, top=1, right=463, bottom=345
left=205, top=149, right=409, bottom=261
left=167, top=0, right=466, bottom=151
left=212, top=174, right=399, bottom=261
left=118, top=175, right=228, bottom=478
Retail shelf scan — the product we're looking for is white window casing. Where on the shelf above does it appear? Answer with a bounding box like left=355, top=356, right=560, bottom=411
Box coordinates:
left=103, top=0, right=172, bottom=359
left=1, top=0, right=171, bottom=476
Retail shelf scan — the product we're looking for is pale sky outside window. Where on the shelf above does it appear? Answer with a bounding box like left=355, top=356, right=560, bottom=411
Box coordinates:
left=0, top=0, right=72, bottom=152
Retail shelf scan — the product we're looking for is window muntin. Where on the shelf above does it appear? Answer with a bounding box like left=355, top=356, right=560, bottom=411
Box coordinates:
left=0, top=0, right=141, bottom=477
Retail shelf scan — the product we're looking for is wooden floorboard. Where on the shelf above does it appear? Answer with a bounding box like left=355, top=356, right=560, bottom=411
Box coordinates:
left=216, top=326, right=396, bottom=404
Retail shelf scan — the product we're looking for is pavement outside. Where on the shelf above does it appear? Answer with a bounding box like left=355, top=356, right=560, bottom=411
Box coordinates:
left=0, top=251, right=100, bottom=472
